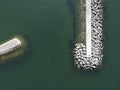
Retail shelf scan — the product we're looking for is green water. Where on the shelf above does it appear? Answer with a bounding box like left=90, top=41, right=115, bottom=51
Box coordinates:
left=0, top=0, right=119, bottom=90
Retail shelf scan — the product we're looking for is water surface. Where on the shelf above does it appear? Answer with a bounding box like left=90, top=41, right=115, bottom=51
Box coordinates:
left=0, top=0, right=119, bottom=90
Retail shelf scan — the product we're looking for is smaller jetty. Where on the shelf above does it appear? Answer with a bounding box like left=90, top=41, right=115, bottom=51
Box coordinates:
left=0, top=36, right=26, bottom=63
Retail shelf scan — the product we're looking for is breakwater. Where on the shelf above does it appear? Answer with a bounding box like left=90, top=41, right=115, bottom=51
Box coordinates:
left=74, top=0, right=104, bottom=70
left=0, top=36, right=26, bottom=63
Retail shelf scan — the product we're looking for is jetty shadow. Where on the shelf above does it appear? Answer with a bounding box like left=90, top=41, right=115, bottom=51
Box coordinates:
left=102, top=0, right=109, bottom=72
left=66, top=0, right=76, bottom=40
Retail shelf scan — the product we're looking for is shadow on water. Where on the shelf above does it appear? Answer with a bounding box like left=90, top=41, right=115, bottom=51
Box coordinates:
left=0, top=35, right=32, bottom=71
left=66, top=0, right=75, bottom=15
left=66, top=0, right=76, bottom=40
left=101, top=0, right=109, bottom=72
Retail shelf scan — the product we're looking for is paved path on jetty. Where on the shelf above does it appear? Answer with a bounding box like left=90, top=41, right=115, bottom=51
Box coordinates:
left=86, top=0, right=92, bottom=57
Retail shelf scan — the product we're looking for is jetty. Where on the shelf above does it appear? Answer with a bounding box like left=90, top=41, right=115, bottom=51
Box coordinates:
left=74, top=0, right=104, bottom=70
left=0, top=36, right=26, bottom=63
left=0, top=38, right=22, bottom=55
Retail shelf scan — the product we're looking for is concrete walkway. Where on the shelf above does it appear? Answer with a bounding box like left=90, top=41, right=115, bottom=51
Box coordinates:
left=86, top=0, right=92, bottom=57
left=0, top=38, right=22, bottom=55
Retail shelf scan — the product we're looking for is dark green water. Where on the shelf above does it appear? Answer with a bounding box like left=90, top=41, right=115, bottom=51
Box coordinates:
left=0, top=0, right=120, bottom=90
